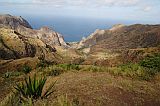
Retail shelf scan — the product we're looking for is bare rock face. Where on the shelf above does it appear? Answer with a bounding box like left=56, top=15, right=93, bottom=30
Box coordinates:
left=0, top=14, right=32, bottom=29
left=0, top=14, right=68, bottom=48
left=38, top=26, right=68, bottom=47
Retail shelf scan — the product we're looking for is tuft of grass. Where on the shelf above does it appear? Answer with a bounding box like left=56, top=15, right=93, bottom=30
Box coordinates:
left=22, top=65, right=32, bottom=74
left=43, top=66, right=65, bottom=77
left=81, top=66, right=104, bottom=72
left=58, top=64, right=81, bottom=71
left=36, top=60, right=52, bottom=69
left=3, top=71, right=22, bottom=78
left=14, top=75, right=56, bottom=102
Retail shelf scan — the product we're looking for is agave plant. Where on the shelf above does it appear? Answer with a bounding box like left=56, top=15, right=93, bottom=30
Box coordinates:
left=14, top=75, right=56, bottom=100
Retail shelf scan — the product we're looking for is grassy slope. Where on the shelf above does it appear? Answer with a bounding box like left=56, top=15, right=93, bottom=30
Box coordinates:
left=39, top=71, right=160, bottom=106
left=1, top=63, right=160, bottom=106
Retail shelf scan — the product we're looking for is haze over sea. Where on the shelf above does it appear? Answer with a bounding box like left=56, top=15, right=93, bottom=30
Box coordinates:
left=24, top=15, right=153, bottom=42
left=1, top=0, right=160, bottom=42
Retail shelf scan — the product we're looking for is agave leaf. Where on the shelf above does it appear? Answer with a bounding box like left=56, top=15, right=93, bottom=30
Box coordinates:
left=42, top=80, right=57, bottom=98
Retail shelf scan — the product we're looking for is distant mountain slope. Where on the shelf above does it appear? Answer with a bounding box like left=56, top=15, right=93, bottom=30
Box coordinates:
left=78, top=24, right=160, bottom=53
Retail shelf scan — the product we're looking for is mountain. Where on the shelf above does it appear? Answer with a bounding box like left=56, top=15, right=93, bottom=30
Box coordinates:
left=0, top=14, right=70, bottom=72
left=0, top=14, right=32, bottom=29
left=77, top=24, right=160, bottom=53
left=0, top=14, right=68, bottom=47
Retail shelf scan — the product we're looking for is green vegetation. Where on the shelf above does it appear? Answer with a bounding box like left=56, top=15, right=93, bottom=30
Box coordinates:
left=81, top=65, right=104, bottom=72
left=14, top=75, right=56, bottom=102
left=139, top=53, right=160, bottom=72
left=21, top=65, right=32, bottom=74
left=3, top=71, right=22, bottom=78
left=42, top=66, right=65, bottom=76
left=1, top=54, right=160, bottom=106
left=58, top=64, right=81, bottom=71
left=117, top=63, right=153, bottom=80
left=36, top=60, right=50, bottom=68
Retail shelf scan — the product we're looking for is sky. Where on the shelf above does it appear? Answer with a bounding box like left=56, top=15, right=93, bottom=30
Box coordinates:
left=0, top=0, right=160, bottom=41
left=0, top=0, right=160, bottom=22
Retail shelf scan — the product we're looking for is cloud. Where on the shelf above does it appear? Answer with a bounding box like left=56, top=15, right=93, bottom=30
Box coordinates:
left=143, top=6, right=152, bottom=12
left=0, top=0, right=156, bottom=11
left=96, top=0, right=140, bottom=6
left=32, top=0, right=140, bottom=7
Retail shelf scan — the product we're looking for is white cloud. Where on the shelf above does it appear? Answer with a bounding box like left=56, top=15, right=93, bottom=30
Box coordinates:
left=32, top=0, right=140, bottom=7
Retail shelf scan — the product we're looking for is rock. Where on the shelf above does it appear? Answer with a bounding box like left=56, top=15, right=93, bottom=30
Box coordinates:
left=0, top=28, right=61, bottom=63
left=0, top=14, right=69, bottom=48
left=0, top=14, right=32, bottom=29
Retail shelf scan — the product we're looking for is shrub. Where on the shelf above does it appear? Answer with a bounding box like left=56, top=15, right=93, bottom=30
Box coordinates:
left=118, top=63, right=158, bottom=80
left=58, top=64, right=80, bottom=71
left=36, top=60, right=51, bottom=68
left=3, top=71, right=22, bottom=78
left=81, top=66, right=104, bottom=72
left=14, top=75, right=56, bottom=101
left=139, top=54, right=160, bottom=71
left=46, top=66, right=64, bottom=76
left=22, top=65, right=32, bottom=74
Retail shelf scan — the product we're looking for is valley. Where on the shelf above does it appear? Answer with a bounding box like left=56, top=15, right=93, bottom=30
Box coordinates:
left=0, top=14, right=160, bottom=106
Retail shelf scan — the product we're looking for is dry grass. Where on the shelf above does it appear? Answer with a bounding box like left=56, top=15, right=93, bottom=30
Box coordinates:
left=1, top=64, right=160, bottom=106
left=40, top=71, right=160, bottom=106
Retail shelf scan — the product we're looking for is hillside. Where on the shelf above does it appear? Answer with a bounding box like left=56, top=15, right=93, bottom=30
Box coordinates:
left=0, top=14, right=68, bottom=47
left=77, top=24, right=160, bottom=53
left=0, top=14, right=160, bottom=106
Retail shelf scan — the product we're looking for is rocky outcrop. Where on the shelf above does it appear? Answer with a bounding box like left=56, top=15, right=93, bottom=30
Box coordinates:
left=0, top=14, right=32, bottom=29
left=0, top=28, right=61, bottom=63
left=0, top=14, right=68, bottom=48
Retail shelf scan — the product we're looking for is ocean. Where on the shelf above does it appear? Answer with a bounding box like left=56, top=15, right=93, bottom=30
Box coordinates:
left=24, top=16, right=137, bottom=42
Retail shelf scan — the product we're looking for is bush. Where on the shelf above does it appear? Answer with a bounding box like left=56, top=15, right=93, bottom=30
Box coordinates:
left=80, top=66, right=104, bottom=72
left=14, top=75, right=56, bottom=101
left=118, top=63, right=158, bottom=80
left=46, top=66, right=64, bottom=76
left=58, top=64, right=80, bottom=71
left=36, top=60, right=51, bottom=68
left=139, top=54, right=160, bottom=71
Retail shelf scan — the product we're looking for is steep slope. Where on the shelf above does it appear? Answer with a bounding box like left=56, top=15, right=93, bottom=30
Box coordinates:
left=78, top=24, right=160, bottom=53
left=0, top=14, right=32, bottom=29
left=0, top=28, right=58, bottom=60
left=0, top=27, right=63, bottom=73
left=0, top=14, right=68, bottom=47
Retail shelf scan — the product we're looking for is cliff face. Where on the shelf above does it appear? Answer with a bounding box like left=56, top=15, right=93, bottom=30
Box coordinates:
left=0, top=14, right=68, bottom=47
left=77, top=24, right=160, bottom=53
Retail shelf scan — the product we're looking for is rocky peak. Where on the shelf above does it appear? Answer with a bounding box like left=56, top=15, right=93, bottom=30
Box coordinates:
left=0, top=14, right=69, bottom=48
left=0, top=14, right=32, bottom=29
